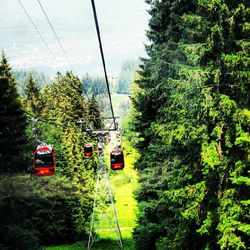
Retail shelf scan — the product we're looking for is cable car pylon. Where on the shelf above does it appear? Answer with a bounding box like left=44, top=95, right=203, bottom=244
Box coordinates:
left=87, top=142, right=123, bottom=249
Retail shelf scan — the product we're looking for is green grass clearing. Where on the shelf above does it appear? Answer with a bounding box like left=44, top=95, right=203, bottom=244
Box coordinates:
left=98, top=139, right=139, bottom=239
left=44, top=139, right=139, bottom=250
left=44, top=238, right=135, bottom=250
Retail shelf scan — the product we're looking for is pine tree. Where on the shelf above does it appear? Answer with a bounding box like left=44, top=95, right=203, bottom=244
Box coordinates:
left=88, top=94, right=103, bottom=129
left=23, top=73, right=42, bottom=116
left=131, top=0, right=206, bottom=248
left=0, top=64, right=100, bottom=249
left=130, top=0, right=250, bottom=249
left=37, top=72, right=99, bottom=242
left=41, top=72, right=88, bottom=125
left=0, top=52, right=27, bottom=171
left=196, top=1, right=250, bottom=248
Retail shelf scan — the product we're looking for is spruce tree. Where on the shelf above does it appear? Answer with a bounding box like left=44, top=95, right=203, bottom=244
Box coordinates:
left=132, top=0, right=204, bottom=248
left=130, top=0, right=250, bottom=249
left=196, top=1, right=250, bottom=248
left=0, top=52, right=27, bottom=171
left=23, top=73, right=42, bottom=116
left=88, top=94, right=103, bottom=129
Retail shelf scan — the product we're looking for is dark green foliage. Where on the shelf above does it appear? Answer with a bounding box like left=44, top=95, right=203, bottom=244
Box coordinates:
left=82, top=74, right=107, bottom=96
left=0, top=52, right=27, bottom=172
left=0, top=174, right=91, bottom=250
left=0, top=56, right=103, bottom=248
left=23, top=74, right=42, bottom=116
left=129, top=0, right=250, bottom=249
left=88, top=94, right=104, bottom=129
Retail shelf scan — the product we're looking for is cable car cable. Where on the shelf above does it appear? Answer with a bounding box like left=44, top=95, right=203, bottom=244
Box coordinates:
left=17, top=0, right=57, bottom=62
left=18, top=2, right=87, bottom=99
left=18, top=1, right=85, bottom=99
left=90, top=0, right=116, bottom=130
left=37, top=0, right=74, bottom=71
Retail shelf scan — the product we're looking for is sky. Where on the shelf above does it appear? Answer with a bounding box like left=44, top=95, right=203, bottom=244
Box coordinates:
left=0, top=0, right=149, bottom=77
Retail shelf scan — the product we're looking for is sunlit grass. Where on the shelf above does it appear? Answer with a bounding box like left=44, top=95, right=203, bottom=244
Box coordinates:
left=44, top=139, right=139, bottom=250
left=98, top=139, right=139, bottom=240
left=44, top=239, right=135, bottom=250
left=44, top=241, right=84, bottom=250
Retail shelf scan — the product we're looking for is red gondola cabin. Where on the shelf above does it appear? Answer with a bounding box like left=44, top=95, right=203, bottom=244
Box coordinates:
left=84, top=143, right=93, bottom=157
left=110, top=149, right=124, bottom=170
left=33, top=145, right=55, bottom=176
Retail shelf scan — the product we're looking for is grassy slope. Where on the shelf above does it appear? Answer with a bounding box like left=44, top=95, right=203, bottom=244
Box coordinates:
left=44, top=141, right=139, bottom=250
left=99, top=139, right=139, bottom=239
left=45, top=239, right=135, bottom=250
left=44, top=94, right=137, bottom=249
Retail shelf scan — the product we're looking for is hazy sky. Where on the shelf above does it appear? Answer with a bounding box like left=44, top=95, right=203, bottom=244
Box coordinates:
left=0, top=0, right=149, bottom=77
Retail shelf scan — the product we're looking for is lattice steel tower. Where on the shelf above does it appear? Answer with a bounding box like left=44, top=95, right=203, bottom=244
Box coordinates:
left=87, top=143, right=123, bottom=249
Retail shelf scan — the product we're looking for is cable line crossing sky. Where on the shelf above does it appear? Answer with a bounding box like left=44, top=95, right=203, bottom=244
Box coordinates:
left=0, top=0, right=149, bottom=77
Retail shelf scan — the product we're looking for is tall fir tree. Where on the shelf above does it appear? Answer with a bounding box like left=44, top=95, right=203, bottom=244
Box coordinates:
left=23, top=73, right=42, bottom=116
left=87, top=94, right=103, bottom=129
left=0, top=52, right=27, bottom=171
left=129, top=0, right=250, bottom=249
left=196, top=1, right=250, bottom=248
left=41, top=72, right=88, bottom=125
left=0, top=58, right=101, bottom=249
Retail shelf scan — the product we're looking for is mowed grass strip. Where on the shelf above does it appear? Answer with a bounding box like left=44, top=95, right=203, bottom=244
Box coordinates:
left=98, top=139, right=139, bottom=239
left=44, top=139, right=139, bottom=249
left=44, top=238, right=135, bottom=250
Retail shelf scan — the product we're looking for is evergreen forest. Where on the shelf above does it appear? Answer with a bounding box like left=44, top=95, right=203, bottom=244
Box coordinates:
left=0, top=0, right=249, bottom=250
left=0, top=52, right=102, bottom=249
left=125, top=0, right=250, bottom=249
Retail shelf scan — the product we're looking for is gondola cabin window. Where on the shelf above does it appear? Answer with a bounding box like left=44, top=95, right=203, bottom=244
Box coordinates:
left=84, top=143, right=93, bottom=157
left=33, top=145, right=55, bottom=176
left=110, top=150, right=124, bottom=170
